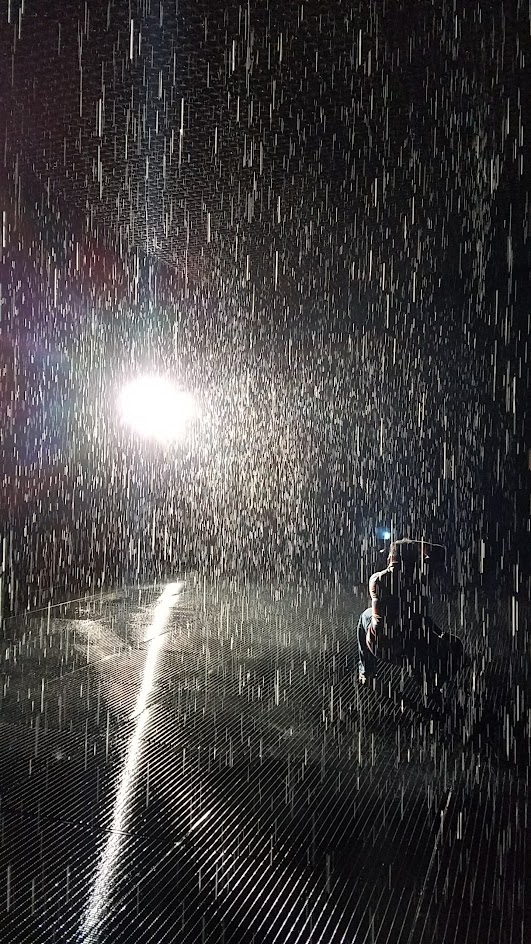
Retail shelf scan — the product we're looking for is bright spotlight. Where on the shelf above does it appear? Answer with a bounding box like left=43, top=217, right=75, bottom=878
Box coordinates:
left=118, top=376, right=199, bottom=444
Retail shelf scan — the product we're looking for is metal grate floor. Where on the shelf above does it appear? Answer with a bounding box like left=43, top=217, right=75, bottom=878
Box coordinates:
left=0, top=578, right=527, bottom=943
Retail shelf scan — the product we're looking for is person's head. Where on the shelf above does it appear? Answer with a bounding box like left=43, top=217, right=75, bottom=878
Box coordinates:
left=387, top=539, right=421, bottom=577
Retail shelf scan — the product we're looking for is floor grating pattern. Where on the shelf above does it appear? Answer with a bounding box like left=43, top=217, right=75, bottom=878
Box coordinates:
left=0, top=578, right=527, bottom=943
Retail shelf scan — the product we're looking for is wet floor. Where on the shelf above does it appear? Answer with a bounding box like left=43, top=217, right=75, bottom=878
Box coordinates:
left=0, top=578, right=527, bottom=943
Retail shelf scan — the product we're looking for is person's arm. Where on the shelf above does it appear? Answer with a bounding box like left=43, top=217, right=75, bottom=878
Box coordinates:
left=366, top=571, right=387, bottom=654
left=369, top=572, right=386, bottom=634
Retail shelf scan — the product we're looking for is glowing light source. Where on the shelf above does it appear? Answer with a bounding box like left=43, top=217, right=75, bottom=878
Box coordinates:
left=376, top=526, right=392, bottom=541
left=118, top=376, right=199, bottom=443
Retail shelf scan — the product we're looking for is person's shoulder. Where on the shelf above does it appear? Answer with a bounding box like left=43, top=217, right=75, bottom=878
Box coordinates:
left=369, top=568, right=390, bottom=592
left=369, top=568, right=390, bottom=582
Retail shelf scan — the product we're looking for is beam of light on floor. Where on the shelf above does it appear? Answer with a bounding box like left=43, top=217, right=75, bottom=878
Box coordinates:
left=77, top=581, right=184, bottom=942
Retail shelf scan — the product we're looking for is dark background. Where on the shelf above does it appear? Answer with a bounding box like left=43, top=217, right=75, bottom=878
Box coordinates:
left=0, top=0, right=528, bottom=610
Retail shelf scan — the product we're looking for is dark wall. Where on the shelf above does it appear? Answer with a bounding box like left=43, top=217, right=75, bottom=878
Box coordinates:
left=0, top=0, right=528, bottom=611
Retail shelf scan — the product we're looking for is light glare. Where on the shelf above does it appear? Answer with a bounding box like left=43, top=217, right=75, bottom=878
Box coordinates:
left=118, top=376, right=199, bottom=443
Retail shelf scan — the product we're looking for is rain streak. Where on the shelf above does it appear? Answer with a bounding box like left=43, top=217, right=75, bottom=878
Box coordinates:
left=0, top=2, right=528, bottom=944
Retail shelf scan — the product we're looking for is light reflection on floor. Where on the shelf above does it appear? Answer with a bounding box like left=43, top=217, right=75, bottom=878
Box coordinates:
left=78, top=582, right=184, bottom=941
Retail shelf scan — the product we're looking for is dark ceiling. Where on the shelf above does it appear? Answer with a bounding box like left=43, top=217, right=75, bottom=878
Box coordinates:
left=1, top=0, right=524, bottom=309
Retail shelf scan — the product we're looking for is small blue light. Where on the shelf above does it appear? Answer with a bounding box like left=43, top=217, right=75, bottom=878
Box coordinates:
left=376, top=526, right=392, bottom=541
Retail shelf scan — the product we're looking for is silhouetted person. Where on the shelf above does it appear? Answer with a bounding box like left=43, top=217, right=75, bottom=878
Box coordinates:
left=357, top=538, right=464, bottom=704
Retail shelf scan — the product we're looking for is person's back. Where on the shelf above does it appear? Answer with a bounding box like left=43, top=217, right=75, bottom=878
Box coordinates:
left=357, top=538, right=466, bottom=713
left=365, top=539, right=430, bottom=662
